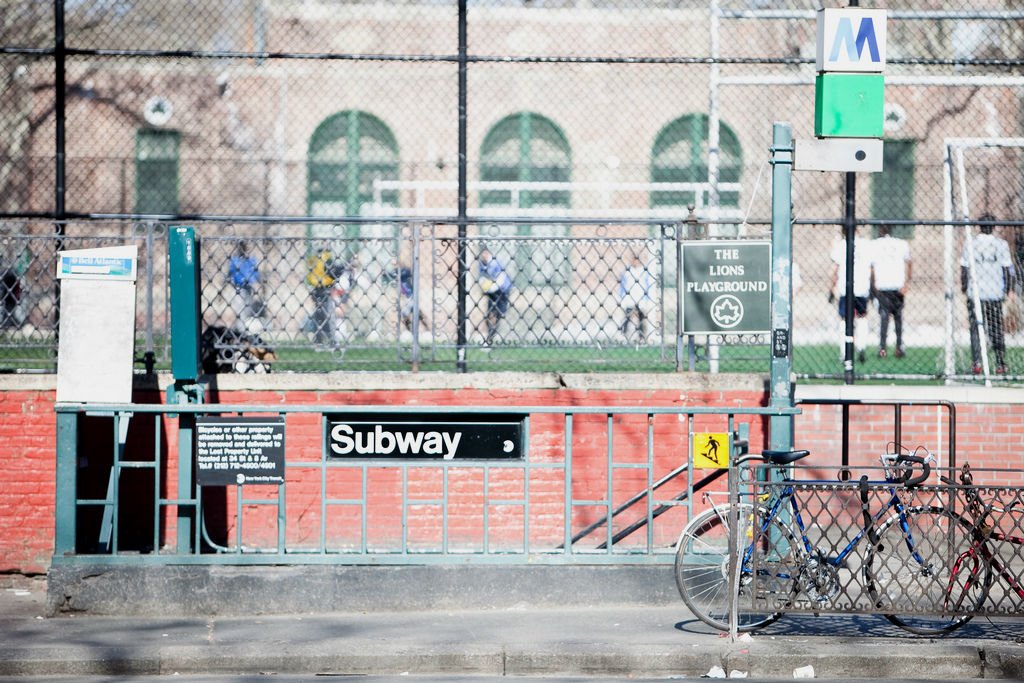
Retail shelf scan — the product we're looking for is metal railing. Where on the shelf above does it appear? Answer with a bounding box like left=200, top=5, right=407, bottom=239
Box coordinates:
left=52, top=402, right=798, bottom=566
left=744, top=463, right=1024, bottom=620
left=367, top=179, right=746, bottom=220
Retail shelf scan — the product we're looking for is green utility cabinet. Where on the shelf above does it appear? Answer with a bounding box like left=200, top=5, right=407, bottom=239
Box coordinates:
left=169, top=226, right=201, bottom=382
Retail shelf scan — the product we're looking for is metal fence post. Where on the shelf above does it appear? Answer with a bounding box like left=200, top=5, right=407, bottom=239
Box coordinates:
left=142, top=221, right=156, bottom=374
left=54, top=409, right=78, bottom=557
left=727, top=455, right=741, bottom=641
left=678, top=210, right=707, bottom=372
left=52, top=0, right=67, bottom=355
left=769, top=122, right=795, bottom=453
left=455, top=0, right=468, bottom=373
left=676, top=219, right=685, bottom=371
left=411, top=224, right=421, bottom=371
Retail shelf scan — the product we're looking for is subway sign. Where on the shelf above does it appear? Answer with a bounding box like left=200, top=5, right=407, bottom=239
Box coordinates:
left=325, top=413, right=525, bottom=460
left=816, top=8, right=887, bottom=73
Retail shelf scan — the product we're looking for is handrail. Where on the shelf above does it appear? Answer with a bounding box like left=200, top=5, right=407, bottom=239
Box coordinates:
left=795, top=398, right=956, bottom=475
left=57, top=403, right=800, bottom=416
left=594, top=468, right=728, bottom=550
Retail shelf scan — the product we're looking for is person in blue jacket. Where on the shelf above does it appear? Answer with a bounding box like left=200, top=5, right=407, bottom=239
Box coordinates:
left=477, top=247, right=513, bottom=346
left=228, top=241, right=261, bottom=331
left=385, top=259, right=430, bottom=333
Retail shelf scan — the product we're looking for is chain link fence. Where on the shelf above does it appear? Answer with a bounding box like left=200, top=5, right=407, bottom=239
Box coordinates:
left=793, top=218, right=1024, bottom=382
left=4, top=217, right=1024, bottom=377
left=2, top=1, right=1024, bottom=378
left=1, top=219, right=777, bottom=373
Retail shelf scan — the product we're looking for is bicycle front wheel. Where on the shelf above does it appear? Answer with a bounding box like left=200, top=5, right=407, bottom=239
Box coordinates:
left=674, top=503, right=798, bottom=632
left=865, top=505, right=992, bottom=636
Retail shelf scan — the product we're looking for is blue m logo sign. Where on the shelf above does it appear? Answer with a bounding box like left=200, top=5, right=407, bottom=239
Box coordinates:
left=829, top=16, right=881, bottom=64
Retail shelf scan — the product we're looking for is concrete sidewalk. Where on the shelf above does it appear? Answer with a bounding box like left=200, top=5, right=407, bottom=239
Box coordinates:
left=2, top=576, right=1023, bottom=679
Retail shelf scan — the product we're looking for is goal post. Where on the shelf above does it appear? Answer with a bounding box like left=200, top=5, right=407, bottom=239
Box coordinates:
left=942, top=137, right=1024, bottom=383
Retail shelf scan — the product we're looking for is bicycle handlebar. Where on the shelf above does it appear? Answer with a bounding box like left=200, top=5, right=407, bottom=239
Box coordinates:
left=895, top=453, right=931, bottom=487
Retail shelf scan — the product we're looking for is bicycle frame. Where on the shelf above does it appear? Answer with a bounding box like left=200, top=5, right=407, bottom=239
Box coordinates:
left=741, top=474, right=924, bottom=583
left=948, top=505, right=1024, bottom=610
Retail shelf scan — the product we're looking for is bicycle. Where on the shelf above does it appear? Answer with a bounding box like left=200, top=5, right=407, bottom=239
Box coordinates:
left=940, top=463, right=1023, bottom=626
left=673, top=447, right=986, bottom=635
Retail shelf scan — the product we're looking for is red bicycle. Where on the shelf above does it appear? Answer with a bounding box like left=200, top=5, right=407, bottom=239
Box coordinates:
left=941, top=463, right=1024, bottom=630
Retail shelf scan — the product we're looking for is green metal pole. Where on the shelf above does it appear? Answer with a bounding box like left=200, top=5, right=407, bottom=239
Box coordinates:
left=769, top=123, right=795, bottom=453
left=54, top=410, right=78, bottom=557
left=168, top=226, right=202, bottom=552
left=177, top=414, right=195, bottom=554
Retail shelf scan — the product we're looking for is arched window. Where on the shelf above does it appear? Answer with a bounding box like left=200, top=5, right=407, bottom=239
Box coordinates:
left=307, top=111, right=399, bottom=218
left=480, top=112, right=571, bottom=286
left=650, top=114, right=741, bottom=210
left=480, top=112, right=571, bottom=210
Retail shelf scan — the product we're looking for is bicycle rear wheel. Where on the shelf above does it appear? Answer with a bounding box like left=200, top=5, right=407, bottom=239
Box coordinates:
left=865, top=505, right=992, bottom=636
left=674, top=503, right=798, bottom=632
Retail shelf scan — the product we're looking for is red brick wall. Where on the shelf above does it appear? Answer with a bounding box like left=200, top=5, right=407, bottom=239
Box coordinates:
left=0, top=390, right=58, bottom=574
left=3, top=378, right=1023, bottom=574
left=793, top=400, right=1024, bottom=485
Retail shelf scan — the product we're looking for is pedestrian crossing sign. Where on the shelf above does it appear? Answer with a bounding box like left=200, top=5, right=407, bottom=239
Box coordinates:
left=693, top=432, right=729, bottom=469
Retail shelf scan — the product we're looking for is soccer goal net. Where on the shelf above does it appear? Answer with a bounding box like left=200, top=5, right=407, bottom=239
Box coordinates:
left=943, top=138, right=1024, bottom=382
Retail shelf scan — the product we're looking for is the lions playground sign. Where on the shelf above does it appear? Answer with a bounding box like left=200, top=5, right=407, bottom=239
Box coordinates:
left=681, top=241, right=771, bottom=335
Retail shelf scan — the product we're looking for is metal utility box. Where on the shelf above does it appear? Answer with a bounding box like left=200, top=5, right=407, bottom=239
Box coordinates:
left=55, top=245, right=138, bottom=403
left=168, top=226, right=201, bottom=382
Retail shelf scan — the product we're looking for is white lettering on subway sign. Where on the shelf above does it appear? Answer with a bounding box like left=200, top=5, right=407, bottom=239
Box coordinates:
left=330, top=423, right=463, bottom=460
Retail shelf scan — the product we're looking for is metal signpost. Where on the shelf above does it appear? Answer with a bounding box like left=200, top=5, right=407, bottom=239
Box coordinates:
left=795, top=7, right=887, bottom=384
left=54, top=244, right=139, bottom=554
left=168, top=226, right=204, bottom=552
left=732, top=9, right=890, bottom=636
left=769, top=123, right=795, bottom=455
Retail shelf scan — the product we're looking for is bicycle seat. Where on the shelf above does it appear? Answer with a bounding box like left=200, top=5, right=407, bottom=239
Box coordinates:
left=759, top=449, right=810, bottom=465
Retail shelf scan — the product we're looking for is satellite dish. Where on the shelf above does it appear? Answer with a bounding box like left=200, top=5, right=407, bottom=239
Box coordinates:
left=883, top=103, right=907, bottom=134
left=143, top=96, right=173, bottom=126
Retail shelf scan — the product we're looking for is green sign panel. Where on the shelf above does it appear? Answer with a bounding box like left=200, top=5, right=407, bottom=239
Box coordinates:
left=814, top=72, right=884, bottom=138
left=681, top=241, right=771, bottom=335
